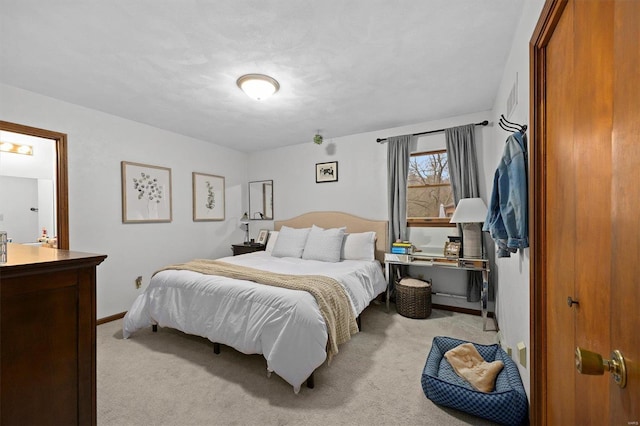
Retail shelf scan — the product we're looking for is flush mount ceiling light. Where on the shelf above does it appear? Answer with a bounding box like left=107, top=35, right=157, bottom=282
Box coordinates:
left=236, top=74, right=280, bottom=101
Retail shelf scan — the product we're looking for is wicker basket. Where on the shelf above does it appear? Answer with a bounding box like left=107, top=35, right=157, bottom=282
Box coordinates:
left=396, top=277, right=432, bottom=319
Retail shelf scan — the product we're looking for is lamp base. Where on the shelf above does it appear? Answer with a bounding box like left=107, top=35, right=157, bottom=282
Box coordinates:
left=462, top=223, right=482, bottom=258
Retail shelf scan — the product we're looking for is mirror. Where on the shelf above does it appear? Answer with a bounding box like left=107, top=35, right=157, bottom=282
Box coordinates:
left=0, top=121, right=68, bottom=249
left=0, top=176, right=54, bottom=244
left=249, top=180, right=273, bottom=220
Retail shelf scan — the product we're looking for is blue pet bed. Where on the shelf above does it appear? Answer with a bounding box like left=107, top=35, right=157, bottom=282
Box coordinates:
left=421, top=336, right=528, bottom=425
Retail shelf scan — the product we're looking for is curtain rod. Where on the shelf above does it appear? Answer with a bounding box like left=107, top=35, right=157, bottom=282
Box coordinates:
left=376, top=120, right=489, bottom=143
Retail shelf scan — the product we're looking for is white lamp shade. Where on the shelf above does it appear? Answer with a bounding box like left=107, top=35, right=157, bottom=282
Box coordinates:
left=449, top=198, right=488, bottom=223
left=237, top=74, right=279, bottom=101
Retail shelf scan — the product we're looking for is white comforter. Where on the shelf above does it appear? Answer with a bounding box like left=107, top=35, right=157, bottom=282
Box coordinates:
left=122, top=252, right=386, bottom=392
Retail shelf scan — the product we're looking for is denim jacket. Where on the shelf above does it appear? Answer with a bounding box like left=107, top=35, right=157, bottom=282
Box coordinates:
left=483, top=132, right=529, bottom=257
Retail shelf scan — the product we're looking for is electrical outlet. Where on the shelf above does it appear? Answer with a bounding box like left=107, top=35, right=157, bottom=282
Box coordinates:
left=517, top=341, right=527, bottom=367
left=506, top=347, right=513, bottom=357
left=0, top=213, right=4, bottom=221
left=135, top=276, right=143, bottom=289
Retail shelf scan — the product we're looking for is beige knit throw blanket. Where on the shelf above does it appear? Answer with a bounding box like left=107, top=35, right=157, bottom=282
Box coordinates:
left=155, top=259, right=359, bottom=361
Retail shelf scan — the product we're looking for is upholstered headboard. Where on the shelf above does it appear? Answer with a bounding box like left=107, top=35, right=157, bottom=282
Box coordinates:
left=274, top=211, right=388, bottom=264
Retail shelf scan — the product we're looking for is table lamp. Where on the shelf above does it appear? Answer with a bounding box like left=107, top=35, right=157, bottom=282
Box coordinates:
left=449, top=198, right=488, bottom=258
left=241, top=212, right=250, bottom=244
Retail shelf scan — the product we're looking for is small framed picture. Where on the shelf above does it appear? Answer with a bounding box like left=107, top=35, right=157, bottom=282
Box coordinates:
left=444, top=241, right=461, bottom=258
left=257, top=229, right=269, bottom=245
left=316, top=161, right=338, bottom=183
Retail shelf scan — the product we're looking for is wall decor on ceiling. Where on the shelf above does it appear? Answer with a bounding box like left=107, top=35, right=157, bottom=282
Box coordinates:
left=121, top=161, right=172, bottom=223
left=192, top=172, right=225, bottom=221
left=315, top=161, right=338, bottom=183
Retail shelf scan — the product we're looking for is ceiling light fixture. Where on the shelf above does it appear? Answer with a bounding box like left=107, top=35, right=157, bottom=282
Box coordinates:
left=236, top=74, right=280, bottom=101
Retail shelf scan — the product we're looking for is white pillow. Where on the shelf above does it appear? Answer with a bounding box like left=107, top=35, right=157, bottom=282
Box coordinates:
left=270, top=226, right=310, bottom=258
left=265, top=231, right=279, bottom=253
left=302, top=225, right=346, bottom=262
left=342, top=232, right=376, bottom=260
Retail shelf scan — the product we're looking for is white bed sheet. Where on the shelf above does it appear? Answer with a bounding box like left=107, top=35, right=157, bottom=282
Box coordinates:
left=122, top=251, right=386, bottom=392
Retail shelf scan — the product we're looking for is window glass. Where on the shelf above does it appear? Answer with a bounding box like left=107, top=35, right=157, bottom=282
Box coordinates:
left=407, top=150, right=455, bottom=226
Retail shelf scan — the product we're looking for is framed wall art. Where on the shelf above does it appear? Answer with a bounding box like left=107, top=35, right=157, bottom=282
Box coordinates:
left=316, top=161, right=338, bottom=183
left=121, top=161, right=172, bottom=223
left=444, top=241, right=461, bottom=258
left=192, top=172, right=225, bottom=221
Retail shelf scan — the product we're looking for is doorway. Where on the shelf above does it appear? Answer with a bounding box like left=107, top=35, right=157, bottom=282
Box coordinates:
left=0, top=120, right=69, bottom=250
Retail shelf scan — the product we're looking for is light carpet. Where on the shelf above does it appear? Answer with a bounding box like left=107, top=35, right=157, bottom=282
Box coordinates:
left=98, top=302, right=499, bottom=425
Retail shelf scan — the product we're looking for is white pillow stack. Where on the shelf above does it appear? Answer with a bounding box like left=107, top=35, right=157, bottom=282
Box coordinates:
left=302, top=225, right=346, bottom=263
left=268, top=225, right=377, bottom=262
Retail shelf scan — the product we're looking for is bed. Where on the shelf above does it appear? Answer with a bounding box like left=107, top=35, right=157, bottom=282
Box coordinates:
left=123, top=211, right=388, bottom=393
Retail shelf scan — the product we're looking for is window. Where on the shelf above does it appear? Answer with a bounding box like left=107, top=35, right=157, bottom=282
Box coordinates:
left=407, top=150, right=455, bottom=227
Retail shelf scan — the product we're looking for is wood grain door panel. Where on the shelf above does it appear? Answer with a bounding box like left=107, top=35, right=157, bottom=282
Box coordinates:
left=572, top=1, right=614, bottom=422
left=610, top=0, right=640, bottom=423
left=1, top=277, right=79, bottom=425
left=544, top=2, right=576, bottom=423
left=532, top=0, right=639, bottom=423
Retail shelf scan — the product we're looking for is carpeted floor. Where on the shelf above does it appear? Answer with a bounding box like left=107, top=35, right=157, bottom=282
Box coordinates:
left=98, top=302, right=499, bottom=425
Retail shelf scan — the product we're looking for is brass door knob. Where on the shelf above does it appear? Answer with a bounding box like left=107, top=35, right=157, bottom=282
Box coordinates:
left=575, top=347, right=627, bottom=388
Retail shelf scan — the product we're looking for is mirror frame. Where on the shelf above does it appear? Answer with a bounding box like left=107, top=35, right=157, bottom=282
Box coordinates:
left=249, top=179, right=273, bottom=220
left=0, top=120, right=69, bottom=250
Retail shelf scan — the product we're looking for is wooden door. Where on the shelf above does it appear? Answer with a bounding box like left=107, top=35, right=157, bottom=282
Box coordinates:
left=531, top=0, right=639, bottom=424
left=609, top=0, right=640, bottom=423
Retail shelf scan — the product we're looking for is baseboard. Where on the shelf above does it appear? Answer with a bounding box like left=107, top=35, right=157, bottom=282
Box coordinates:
left=97, top=311, right=126, bottom=325
left=96, top=306, right=495, bottom=325
left=432, top=304, right=495, bottom=318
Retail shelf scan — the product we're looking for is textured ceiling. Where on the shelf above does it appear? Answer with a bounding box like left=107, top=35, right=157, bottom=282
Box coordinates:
left=0, top=1, right=524, bottom=152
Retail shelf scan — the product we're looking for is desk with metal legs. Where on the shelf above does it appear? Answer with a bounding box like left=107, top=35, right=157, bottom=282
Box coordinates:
left=384, top=255, right=493, bottom=331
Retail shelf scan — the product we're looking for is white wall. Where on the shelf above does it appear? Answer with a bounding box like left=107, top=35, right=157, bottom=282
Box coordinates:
left=247, top=110, right=495, bottom=312
left=486, top=0, right=546, bottom=399
left=0, top=83, right=249, bottom=318
left=1, top=81, right=499, bottom=316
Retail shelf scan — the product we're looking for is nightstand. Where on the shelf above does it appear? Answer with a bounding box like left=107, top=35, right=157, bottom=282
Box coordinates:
left=231, top=243, right=266, bottom=256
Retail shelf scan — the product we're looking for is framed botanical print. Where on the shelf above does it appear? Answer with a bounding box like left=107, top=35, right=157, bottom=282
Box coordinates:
left=121, top=161, right=172, bottom=223
left=192, top=172, right=225, bottom=221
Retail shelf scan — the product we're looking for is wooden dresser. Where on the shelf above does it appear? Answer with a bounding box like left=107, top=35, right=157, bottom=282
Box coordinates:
left=0, top=243, right=106, bottom=425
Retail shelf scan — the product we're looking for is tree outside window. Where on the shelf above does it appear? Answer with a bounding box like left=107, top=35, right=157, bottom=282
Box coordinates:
left=407, top=150, right=455, bottom=227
